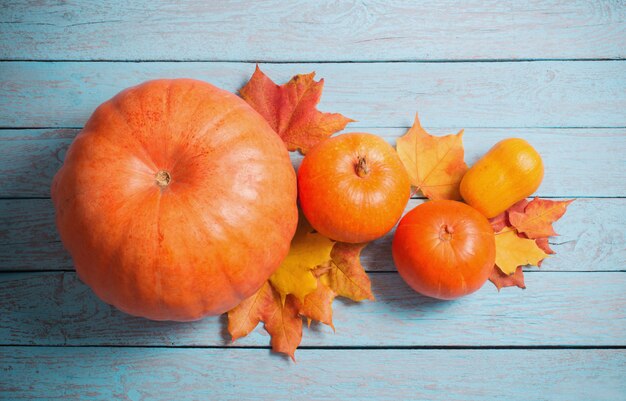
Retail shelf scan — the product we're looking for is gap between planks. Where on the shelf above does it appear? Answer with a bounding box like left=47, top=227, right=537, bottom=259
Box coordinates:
left=3, top=126, right=626, bottom=130
left=1, top=58, right=625, bottom=63
left=0, top=344, right=624, bottom=350
left=0, top=270, right=624, bottom=274
left=2, top=196, right=625, bottom=200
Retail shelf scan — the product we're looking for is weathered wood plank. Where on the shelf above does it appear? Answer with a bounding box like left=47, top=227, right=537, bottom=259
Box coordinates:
left=1, top=0, right=625, bottom=61
left=1, top=347, right=624, bottom=400
left=1, top=128, right=624, bottom=197
left=1, top=272, right=624, bottom=346
left=1, top=61, right=624, bottom=128
left=1, top=198, right=622, bottom=272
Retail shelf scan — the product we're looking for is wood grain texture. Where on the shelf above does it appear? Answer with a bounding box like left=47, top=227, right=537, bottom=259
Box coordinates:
left=1, top=0, right=624, bottom=397
left=1, top=128, right=624, bottom=197
left=1, top=272, right=624, bottom=347
left=1, top=198, right=623, bottom=273
left=1, top=347, right=625, bottom=400
left=1, top=0, right=625, bottom=61
left=1, top=61, right=625, bottom=128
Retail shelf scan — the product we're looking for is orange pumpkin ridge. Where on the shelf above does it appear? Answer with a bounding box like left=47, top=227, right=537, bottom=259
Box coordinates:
left=51, top=79, right=298, bottom=321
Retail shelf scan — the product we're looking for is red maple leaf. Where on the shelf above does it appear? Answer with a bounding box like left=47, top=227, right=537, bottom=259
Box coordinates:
left=240, top=66, right=353, bottom=153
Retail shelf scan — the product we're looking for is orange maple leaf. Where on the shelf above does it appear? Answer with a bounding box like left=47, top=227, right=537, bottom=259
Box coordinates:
left=535, top=238, right=556, bottom=267
left=300, top=278, right=336, bottom=330
left=240, top=66, right=353, bottom=154
left=264, top=294, right=303, bottom=361
left=396, top=114, right=468, bottom=200
left=227, top=282, right=302, bottom=361
left=321, top=242, right=375, bottom=302
left=227, top=281, right=273, bottom=342
left=489, top=266, right=526, bottom=291
left=509, top=197, right=574, bottom=238
left=507, top=199, right=530, bottom=216
left=489, top=212, right=508, bottom=233
left=535, top=237, right=555, bottom=255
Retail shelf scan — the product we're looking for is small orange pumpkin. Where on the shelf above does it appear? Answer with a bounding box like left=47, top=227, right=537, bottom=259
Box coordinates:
left=51, top=79, right=298, bottom=321
left=392, top=200, right=495, bottom=300
left=297, top=133, right=410, bottom=243
left=460, top=138, right=544, bottom=218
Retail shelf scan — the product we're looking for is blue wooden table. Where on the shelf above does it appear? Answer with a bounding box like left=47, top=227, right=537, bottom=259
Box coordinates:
left=1, top=1, right=625, bottom=400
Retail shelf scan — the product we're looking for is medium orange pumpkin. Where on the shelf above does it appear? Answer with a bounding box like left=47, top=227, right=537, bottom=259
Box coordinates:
left=297, top=133, right=410, bottom=243
left=460, top=138, right=544, bottom=218
left=392, top=200, right=495, bottom=300
left=51, top=79, right=298, bottom=321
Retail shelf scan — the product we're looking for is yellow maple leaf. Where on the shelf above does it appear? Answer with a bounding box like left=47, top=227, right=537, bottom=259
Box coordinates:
left=495, top=228, right=548, bottom=275
left=396, top=113, right=468, bottom=200
left=269, top=216, right=335, bottom=303
left=228, top=241, right=373, bottom=360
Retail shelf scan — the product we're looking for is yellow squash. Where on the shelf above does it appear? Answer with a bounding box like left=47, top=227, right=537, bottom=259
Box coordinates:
left=460, top=138, right=544, bottom=218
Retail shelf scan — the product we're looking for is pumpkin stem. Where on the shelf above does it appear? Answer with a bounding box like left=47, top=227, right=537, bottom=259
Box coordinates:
left=355, top=156, right=369, bottom=178
left=439, top=224, right=454, bottom=241
left=155, top=170, right=171, bottom=188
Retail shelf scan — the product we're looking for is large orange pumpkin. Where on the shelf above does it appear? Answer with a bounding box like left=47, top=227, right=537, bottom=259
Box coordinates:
left=51, top=79, right=298, bottom=321
left=297, top=133, right=411, bottom=243
left=392, top=200, right=495, bottom=300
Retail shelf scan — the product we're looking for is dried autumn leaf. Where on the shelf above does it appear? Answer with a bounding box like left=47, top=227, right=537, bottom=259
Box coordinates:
left=535, top=237, right=555, bottom=255
left=240, top=65, right=353, bottom=153
left=264, top=294, right=303, bottom=361
left=494, top=228, right=548, bottom=275
left=320, top=242, right=375, bottom=302
left=228, top=233, right=374, bottom=360
left=300, top=279, right=336, bottom=330
left=507, top=199, right=530, bottom=217
left=228, top=281, right=274, bottom=342
left=489, top=266, right=526, bottom=291
left=227, top=282, right=302, bottom=361
left=499, top=198, right=557, bottom=259
left=269, top=216, right=335, bottom=303
left=509, top=198, right=574, bottom=238
left=489, top=198, right=571, bottom=291
left=535, top=237, right=555, bottom=267
left=490, top=199, right=529, bottom=232
left=396, top=114, right=468, bottom=200
left=489, top=212, right=508, bottom=232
